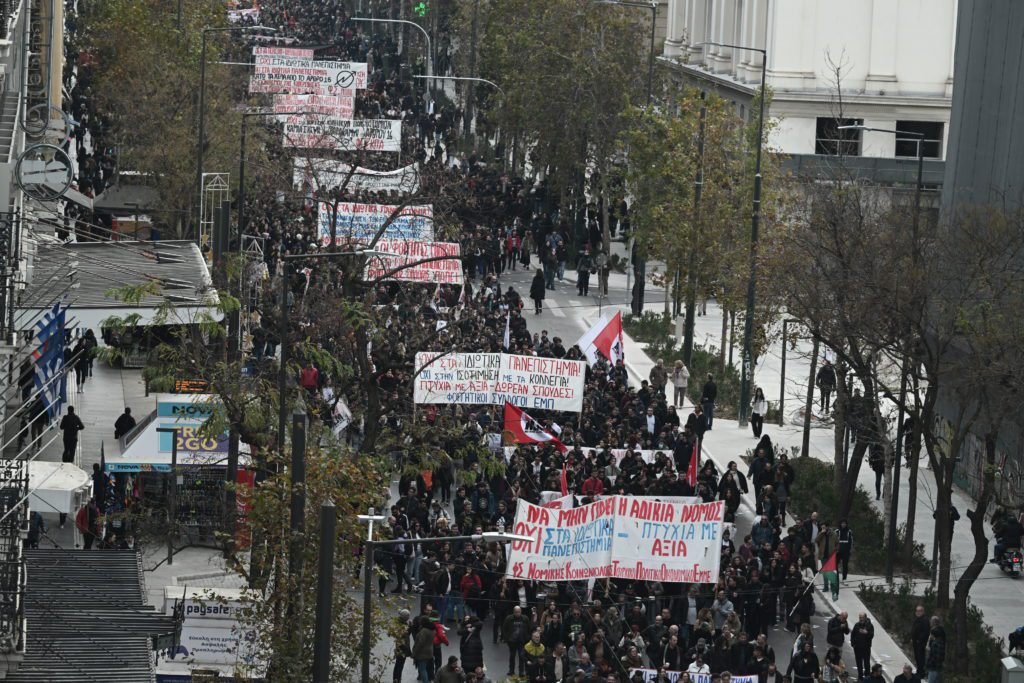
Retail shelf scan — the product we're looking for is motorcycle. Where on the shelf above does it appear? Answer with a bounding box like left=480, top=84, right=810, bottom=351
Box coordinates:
left=999, top=548, right=1023, bottom=577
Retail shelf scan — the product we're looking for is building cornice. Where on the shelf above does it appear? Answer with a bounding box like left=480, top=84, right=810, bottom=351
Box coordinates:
left=661, top=57, right=952, bottom=109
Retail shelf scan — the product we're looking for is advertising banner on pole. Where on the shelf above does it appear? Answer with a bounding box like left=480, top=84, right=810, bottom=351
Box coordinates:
left=274, top=94, right=354, bottom=120
left=249, top=55, right=367, bottom=94
left=318, top=202, right=433, bottom=244
left=282, top=119, right=401, bottom=151
left=294, top=158, right=420, bottom=195
left=413, top=353, right=587, bottom=412
left=505, top=496, right=724, bottom=583
left=364, top=239, right=463, bottom=285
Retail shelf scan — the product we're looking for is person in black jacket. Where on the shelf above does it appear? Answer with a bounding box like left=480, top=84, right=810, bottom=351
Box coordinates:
left=700, top=374, right=717, bottom=430
left=816, top=359, right=836, bottom=411
left=459, top=616, right=485, bottom=674
left=911, top=604, right=930, bottom=678
left=530, top=269, right=546, bottom=314
left=837, top=520, right=853, bottom=580
left=113, top=407, right=136, bottom=439
left=59, top=407, right=85, bottom=463
left=851, top=612, right=875, bottom=680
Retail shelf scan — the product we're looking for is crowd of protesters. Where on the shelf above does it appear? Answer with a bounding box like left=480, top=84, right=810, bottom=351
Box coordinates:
left=230, top=3, right=946, bottom=683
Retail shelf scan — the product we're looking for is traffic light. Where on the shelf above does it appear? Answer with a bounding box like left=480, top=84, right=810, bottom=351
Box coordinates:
left=414, top=2, right=429, bottom=17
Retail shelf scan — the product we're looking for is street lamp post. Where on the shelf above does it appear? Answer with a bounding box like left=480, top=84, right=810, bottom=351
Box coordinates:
left=350, top=17, right=433, bottom=100
left=593, top=1, right=658, bottom=106
left=155, top=427, right=179, bottom=566
left=839, top=124, right=925, bottom=584
left=357, top=523, right=532, bottom=683
left=237, top=109, right=316, bottom=253
left=695, top=41, right=767, bottom=428
left=196, top=26, right=275, bottom=241
left=778, top=318, right=801, bottom=426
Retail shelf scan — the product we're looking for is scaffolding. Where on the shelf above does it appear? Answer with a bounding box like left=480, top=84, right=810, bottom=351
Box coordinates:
left=199, top=173, right=229, bottom=263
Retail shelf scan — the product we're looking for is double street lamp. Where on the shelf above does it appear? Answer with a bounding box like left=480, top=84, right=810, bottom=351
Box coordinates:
left=838, top=124, right=926, bottom=584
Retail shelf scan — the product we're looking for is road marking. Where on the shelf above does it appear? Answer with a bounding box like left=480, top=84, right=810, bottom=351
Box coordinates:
left=550, top=306, right=566, bottom=317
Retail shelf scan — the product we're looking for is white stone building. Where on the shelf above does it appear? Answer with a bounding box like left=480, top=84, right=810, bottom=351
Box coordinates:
left=661, top=0, right=957, bottom=164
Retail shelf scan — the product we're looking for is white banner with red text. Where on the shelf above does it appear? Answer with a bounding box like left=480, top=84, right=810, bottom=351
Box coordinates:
left=414, top=352, right=586, bottom=412
left=249, top=52, right=367, bottom=94
left=283, top=118, right=401, bottom=151
left=506, top=496, right=724, bottom=583
left=364, top=240, right=463, bottom=285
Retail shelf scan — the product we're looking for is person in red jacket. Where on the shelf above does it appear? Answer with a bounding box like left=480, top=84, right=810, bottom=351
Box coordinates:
left=581, top=472, right=604, bottom=498
left=460, top=567, right=484, bottom=618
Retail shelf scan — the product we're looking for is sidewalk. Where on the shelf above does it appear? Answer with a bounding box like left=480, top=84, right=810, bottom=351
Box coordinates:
left=611, top=293, right=1021, bottom=678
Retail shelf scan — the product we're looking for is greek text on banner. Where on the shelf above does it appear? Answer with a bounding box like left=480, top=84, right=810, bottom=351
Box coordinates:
left=364, top=240, right=463, bottom=285
left=318, top=203, right=433, bottom=244
left=414, top=352, right=586, bottom=413
left=506, top=496, right=724, bottom=583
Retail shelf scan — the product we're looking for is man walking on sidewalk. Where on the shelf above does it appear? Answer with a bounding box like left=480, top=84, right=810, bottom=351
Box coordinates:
left=59, top=406, right=84, bottom=463
left=701, top=374, right=717, bottom=430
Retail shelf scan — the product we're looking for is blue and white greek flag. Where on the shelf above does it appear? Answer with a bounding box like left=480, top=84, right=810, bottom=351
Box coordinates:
left=33, top=303, right=67, bottom=419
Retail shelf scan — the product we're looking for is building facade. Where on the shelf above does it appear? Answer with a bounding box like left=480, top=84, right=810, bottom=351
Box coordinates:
left=661, top=0, right=957, bottom=167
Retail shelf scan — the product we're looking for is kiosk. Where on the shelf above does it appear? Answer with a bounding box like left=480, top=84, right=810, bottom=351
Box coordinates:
left=104, top=394, right=255, bottom=544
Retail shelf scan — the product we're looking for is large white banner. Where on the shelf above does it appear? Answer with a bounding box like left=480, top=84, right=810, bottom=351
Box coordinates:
left=507, top=498, right=617, bottom=581
left=365, top=239, right=463, bottom=285
left=283, top=119, right=401, bottom=151
left=274, top=94, right=354, bottom=120
left=294, top=158, right=420, bottom=195
left=629, top=671, right=754, bottom=683
left=414, top=352, right=587, bottom=412
left=506, top=496, right=724, bottom=583
left=318, top=202, right=433, bottom=244
left=249, top=54, right=367, bottom=94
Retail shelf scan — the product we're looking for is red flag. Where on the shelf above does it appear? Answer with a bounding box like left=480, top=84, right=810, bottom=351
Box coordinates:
left=503, top=402, right=568, bottom=453
left=577, top=312, right=625, bottom=366
left=594, top=311, right=625, bottom=365
left=686, top=441, right=698, bottom=488
left=820, top=551, right=838, bottom=573
left=560, top=463, right=569, bottom=496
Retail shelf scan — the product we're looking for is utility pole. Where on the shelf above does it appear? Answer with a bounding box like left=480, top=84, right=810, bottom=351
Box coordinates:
left=464, top=0, right=479, bottom=138
left=156, top=427, right=179, bottom=566
left=682, top=94, right=706, bottom=365
left=288, top=409, right=307, bottom=617
left=311, top=501, right=337, bottom=683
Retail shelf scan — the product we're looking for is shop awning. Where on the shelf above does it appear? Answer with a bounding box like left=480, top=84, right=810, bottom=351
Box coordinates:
left=27, top=462, right=90, bottom=515
left=16, top=239, right=219, bottom=330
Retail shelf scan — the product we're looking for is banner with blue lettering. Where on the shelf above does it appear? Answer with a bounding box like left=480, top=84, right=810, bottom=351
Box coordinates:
left=507, top=497, right=724, bottom=583
left=33, top=303, right=67, bottom=419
